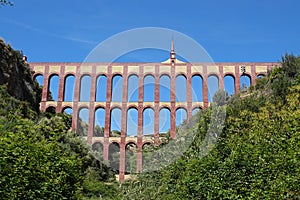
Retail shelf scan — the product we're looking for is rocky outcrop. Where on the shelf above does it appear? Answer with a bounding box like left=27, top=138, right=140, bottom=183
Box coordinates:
left=0, top=38, right=41, bottom=112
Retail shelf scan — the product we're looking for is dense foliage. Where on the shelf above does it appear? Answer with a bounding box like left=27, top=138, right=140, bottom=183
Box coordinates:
left=0, top=40, right=118, bottom=199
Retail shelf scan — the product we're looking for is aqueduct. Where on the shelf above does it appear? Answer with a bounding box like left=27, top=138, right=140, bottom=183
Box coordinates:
left=29, top=49, right=278, bottom=181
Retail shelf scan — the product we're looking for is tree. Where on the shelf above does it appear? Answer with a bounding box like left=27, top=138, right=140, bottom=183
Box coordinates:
left=0, top=0, right=13, bottom=6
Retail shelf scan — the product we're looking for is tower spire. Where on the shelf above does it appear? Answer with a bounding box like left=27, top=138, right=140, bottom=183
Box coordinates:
left=170, top=36, right=176, bottom=66
left=171, top=35, right=175, bottom=52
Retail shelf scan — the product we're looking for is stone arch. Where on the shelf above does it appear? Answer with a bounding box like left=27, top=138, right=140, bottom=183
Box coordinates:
left=77, top=107, right=89, bottom=136
left=207, top=75, right=219, bottom=102
left=127, top=107, right=138, bottom=136
left=159, top=107, right=170, bottom=134
left=159, top=74, right=170, bottom=102
left=192, top=107, right=202, bottom=116
left=62, top=106, right=73, bottom=115
left=96, top=74, right=107, bottom=102
left=80, top=75, right=91, bottom=102
left=34, top=74, right=44, bottom=86
left=64, top=74, right=75, bottom=102
left=48, top=74, right=60, bottom=101
left=176, top=74, right=187, bottom=102
left=94, top=107, right=105, bottom=137
left=108, top=142, right=120, bottom=172
left=192, top=74, right=203, bottom=102
left=45, top=105, right=56, bottom=114
left=142, top=142, right=152, bottom=168
left=143, top=107, right=154, bottom=136
left=125, top=142, right=137, bottom=174
left=110, top=107, right=122, bottom=137
left=176, top=107, right=187, bottom=126
left=257, top=74, right=265, bottom=79
left=144, top=75, right=155, bottom=102
left=127, top=75, right=139, bottom=102
left=224, top=74, right=235, bottom=96
left=92, top=142, right=103, bottom=154
left=112, top=74, right=123, bottom=102
left=240, top=73, right=251, bottom=91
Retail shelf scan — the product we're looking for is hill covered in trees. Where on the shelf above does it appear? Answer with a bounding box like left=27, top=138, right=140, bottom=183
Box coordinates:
left=0, top=39, right=119, bottom=199
left=0, top=38, right=299, bottom=199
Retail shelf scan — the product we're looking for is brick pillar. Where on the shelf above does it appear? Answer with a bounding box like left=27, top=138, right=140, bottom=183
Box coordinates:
left=103, top=66, right=112, bottom=161
left=72, top=65, right=81, bottom=131
left=87, top=66, right=97, bottom=144
left=170, top=66, right=176, bottom=138
left=235, top=65, right=240, bottom=94
left=119, top=66, right=128, bottom=181
left=267, top=65, right=272, bottom=72
left=202, top=65, right=208, bottom=109
left=136, top=146, right=143, bottom=173
left=41, top=65, right=49, bottom=112
left=137, top=66, right=144, bottom=171
left=218, top=65, right=224, bottom=90
left=186, top=64, right=192, bottom=120
left=251, top=64, right=256, bottom=86
left=119, top=143, right=125, bottom=181
left=56, top=65, right=65, bottom=113
left=138, top=66, right=144, bottom=137
left=154, top=65, right=160, bottom=144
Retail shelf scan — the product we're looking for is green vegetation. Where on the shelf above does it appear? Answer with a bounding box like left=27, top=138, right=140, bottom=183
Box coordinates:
left=0, top=0, right=13, bottom=6
left=0, top=37, right=299, bottom=199
left=0, top=40, right=119, bottom=199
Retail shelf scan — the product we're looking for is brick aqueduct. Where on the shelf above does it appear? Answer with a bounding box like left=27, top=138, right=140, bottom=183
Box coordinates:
left=29, top=49, right=278, bottom=181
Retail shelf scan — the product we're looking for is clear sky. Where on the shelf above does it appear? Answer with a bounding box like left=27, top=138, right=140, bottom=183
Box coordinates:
left=1, top=0, right=300, bottom=62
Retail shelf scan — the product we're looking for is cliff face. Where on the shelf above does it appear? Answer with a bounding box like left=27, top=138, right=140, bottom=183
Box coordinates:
left=0, top=39, right=41, bottom=112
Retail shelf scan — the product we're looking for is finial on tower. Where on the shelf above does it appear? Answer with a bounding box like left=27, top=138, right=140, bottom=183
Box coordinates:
left=170, top=35, right=176, bottom=66
left=171, top=35, right=175, bottom=52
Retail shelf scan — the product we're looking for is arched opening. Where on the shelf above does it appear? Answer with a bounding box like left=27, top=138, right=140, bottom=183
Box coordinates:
left=109, top=142, right=120, bottom=172
left=257, top=74, right=265, bottom=79
left=159, top=108, right=170, bottom=134
left=80, top=75, right=91, bottom=102
left=144, top=75, right=155, bottom=102
left=224, top=75, right=235, bottom=96
left=192, top=107, right=201, bottom=116
left=192, top=75, right=203, bottom=102
left=48, top=75, right=60, bottom=101
left=176, top=75, right=187, bottom=102
left=110, top=107, right=122, bottom=137
left=126, top=108, right=138, bottom=136
left=142, top=142, right=151, bottom=170
left=240, top=74, right=251, bottom=91
left=64, top=75, right=75, bottom=102
left=96, top=75, right=107, bottom=102
left=208, top=75, right=219, bottom=102
left=176, top=108, right=187, bottom=126
left=34, top=74, right=44, bottom=86
left=94, top=107, right=105, bottom=137
left=125, top=143, right=137, bottom=174
left=92, top=142, right=103, bottom=160
left=128, top=75, right=139, bottom=102
left=45, top=106, right=56, bottom=114
left=92, top=142, right=103, bottom=151
left=77, top=107, right=89, bottom=136
left=159, top=75, right=170, bottom=102
left=143, top=108, right=154, bottom=136
left=62, top=107, right=73, bottom=115
left=112, top=75, right=123, bottom=102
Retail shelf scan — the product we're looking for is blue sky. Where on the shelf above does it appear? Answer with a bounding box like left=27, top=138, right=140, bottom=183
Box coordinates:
left=1, top=0, right=300, bottom=62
